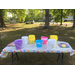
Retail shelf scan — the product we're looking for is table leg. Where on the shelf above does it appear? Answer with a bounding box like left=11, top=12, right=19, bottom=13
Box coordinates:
left=16, top=53, right=19, bottom=60
left=57, top=53, right=60, bottom=61
left=61, top=53, right=64, bottom=65
left=57, top=53, right=64, bottom=65
left=11, top=52, right=13, bottom=65
left=11, top=52, right=19, bottom=65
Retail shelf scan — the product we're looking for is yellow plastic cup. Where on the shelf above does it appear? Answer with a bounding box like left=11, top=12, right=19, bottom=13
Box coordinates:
left=28, top=35, right=35, bottom=44
left=50, top=35, right=58, bottom=41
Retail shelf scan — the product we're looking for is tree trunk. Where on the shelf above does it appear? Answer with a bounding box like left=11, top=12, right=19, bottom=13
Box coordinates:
left=0, top=15, right=5, bottom=27
left=72, top=10, right=75, bottom=27
left=60, top=9, right=63, bottom=25
left=0, top=9, right=6, bottom=27
left=0, top=16, right=1, bottom=27
left=42, top=9, right=44, bottom=20
left=44, top=9, right=50, bottom=28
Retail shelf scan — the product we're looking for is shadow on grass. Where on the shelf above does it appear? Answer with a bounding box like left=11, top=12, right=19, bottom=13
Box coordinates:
left=0, top=25, right=75, bottom=46
left=0, top=25, right=75, bottom=65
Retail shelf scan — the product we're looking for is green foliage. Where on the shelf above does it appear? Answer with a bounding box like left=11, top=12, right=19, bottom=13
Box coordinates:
left=7, top=9, right=27, bottom=22
left=0, top=9, right=27, bottom=22
left=25, top=9, right=45, bottom=22
left=3, top=12, right=10, bottom=22
left=2, top=9, right=75, bottom=23
left=66, top=9, right=75, bottom=16
left=50, top=9, right=68, bottom=22
left=0, top=9, right=8, bottom=16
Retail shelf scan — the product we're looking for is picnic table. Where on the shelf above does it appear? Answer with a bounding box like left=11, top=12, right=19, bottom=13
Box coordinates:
left=0, top=39, right=75, bottom=65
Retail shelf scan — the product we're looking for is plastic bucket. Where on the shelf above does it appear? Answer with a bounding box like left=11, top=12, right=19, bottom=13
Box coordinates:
left=29, top=40, right=35, bottom=44
left=21, top=36, right=28, bottom=44
left=48, top=39, right=56, bottom=49
left=50, top=35, right=58, bottom=41
left=29, top=35, right=35, bottom=38
left=41, top=36, right=48, bottom=44
left=14, top=39, right=23, bottom=50
left=36, top=40, right=43, bottom=47
left=28, top=35, right=35, bottom=44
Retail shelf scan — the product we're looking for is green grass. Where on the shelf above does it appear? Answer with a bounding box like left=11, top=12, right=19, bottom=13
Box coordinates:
left=0, top=22, right=75, bottom=65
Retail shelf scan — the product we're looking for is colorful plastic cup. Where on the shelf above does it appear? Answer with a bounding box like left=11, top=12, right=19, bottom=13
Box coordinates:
left=14, top=39, right=23, bottom=50
left=50, top=35, right=58, bottom=41
left=21, top=36, right=28, bottom=45
left=36, top=40, right=43, bottom=47
left=41, top=36, right=48, bottom=44
left=28, top=35, right=35, bottom=44
left=48, top=39, right=56, bottom=49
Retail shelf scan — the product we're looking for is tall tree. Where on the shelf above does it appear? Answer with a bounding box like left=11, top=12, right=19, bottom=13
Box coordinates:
left=66, top=9, right=75, bottom=27
left=60, top=9, right=63, bottom=25
left=68, top=9, right=75, bottom=27
left=52, top=9, right=68, bottom=25
left=0, top=9, right=6, bottom=27
left=44, top=9, right=50, bottom=28
left=73, top=10, right=75, bottom=27
left=0, top=9, right=27, bottom=27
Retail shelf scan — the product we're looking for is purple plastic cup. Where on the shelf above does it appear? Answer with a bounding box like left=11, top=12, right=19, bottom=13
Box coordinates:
left=14, top=39, right=23, bottom=50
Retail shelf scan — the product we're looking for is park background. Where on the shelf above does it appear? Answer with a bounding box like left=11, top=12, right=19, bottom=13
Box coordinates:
left=0, top=9, right=75, bottom=65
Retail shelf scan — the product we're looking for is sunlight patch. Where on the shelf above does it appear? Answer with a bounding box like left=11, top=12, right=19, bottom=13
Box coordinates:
left=69, top=37, right=75, bottom=39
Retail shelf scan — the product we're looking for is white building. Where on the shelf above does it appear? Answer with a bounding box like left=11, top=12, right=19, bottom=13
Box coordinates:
left=43, top=14, right=74, bottom=22
left=62, top=16, right=73, bottom=21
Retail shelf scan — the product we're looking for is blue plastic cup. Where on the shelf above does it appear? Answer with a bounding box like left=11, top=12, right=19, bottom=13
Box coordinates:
left=36, top=40, right=43, bottom=47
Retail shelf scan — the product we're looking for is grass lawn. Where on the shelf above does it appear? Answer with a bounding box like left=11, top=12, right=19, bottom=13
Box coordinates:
left=0, top=22, right=75, bottom=65
left=37, top=21, right=73, bottom=24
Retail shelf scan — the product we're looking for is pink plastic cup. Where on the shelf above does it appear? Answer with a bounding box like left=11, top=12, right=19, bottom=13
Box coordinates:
left=41, top=36, right=48, bottom=44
